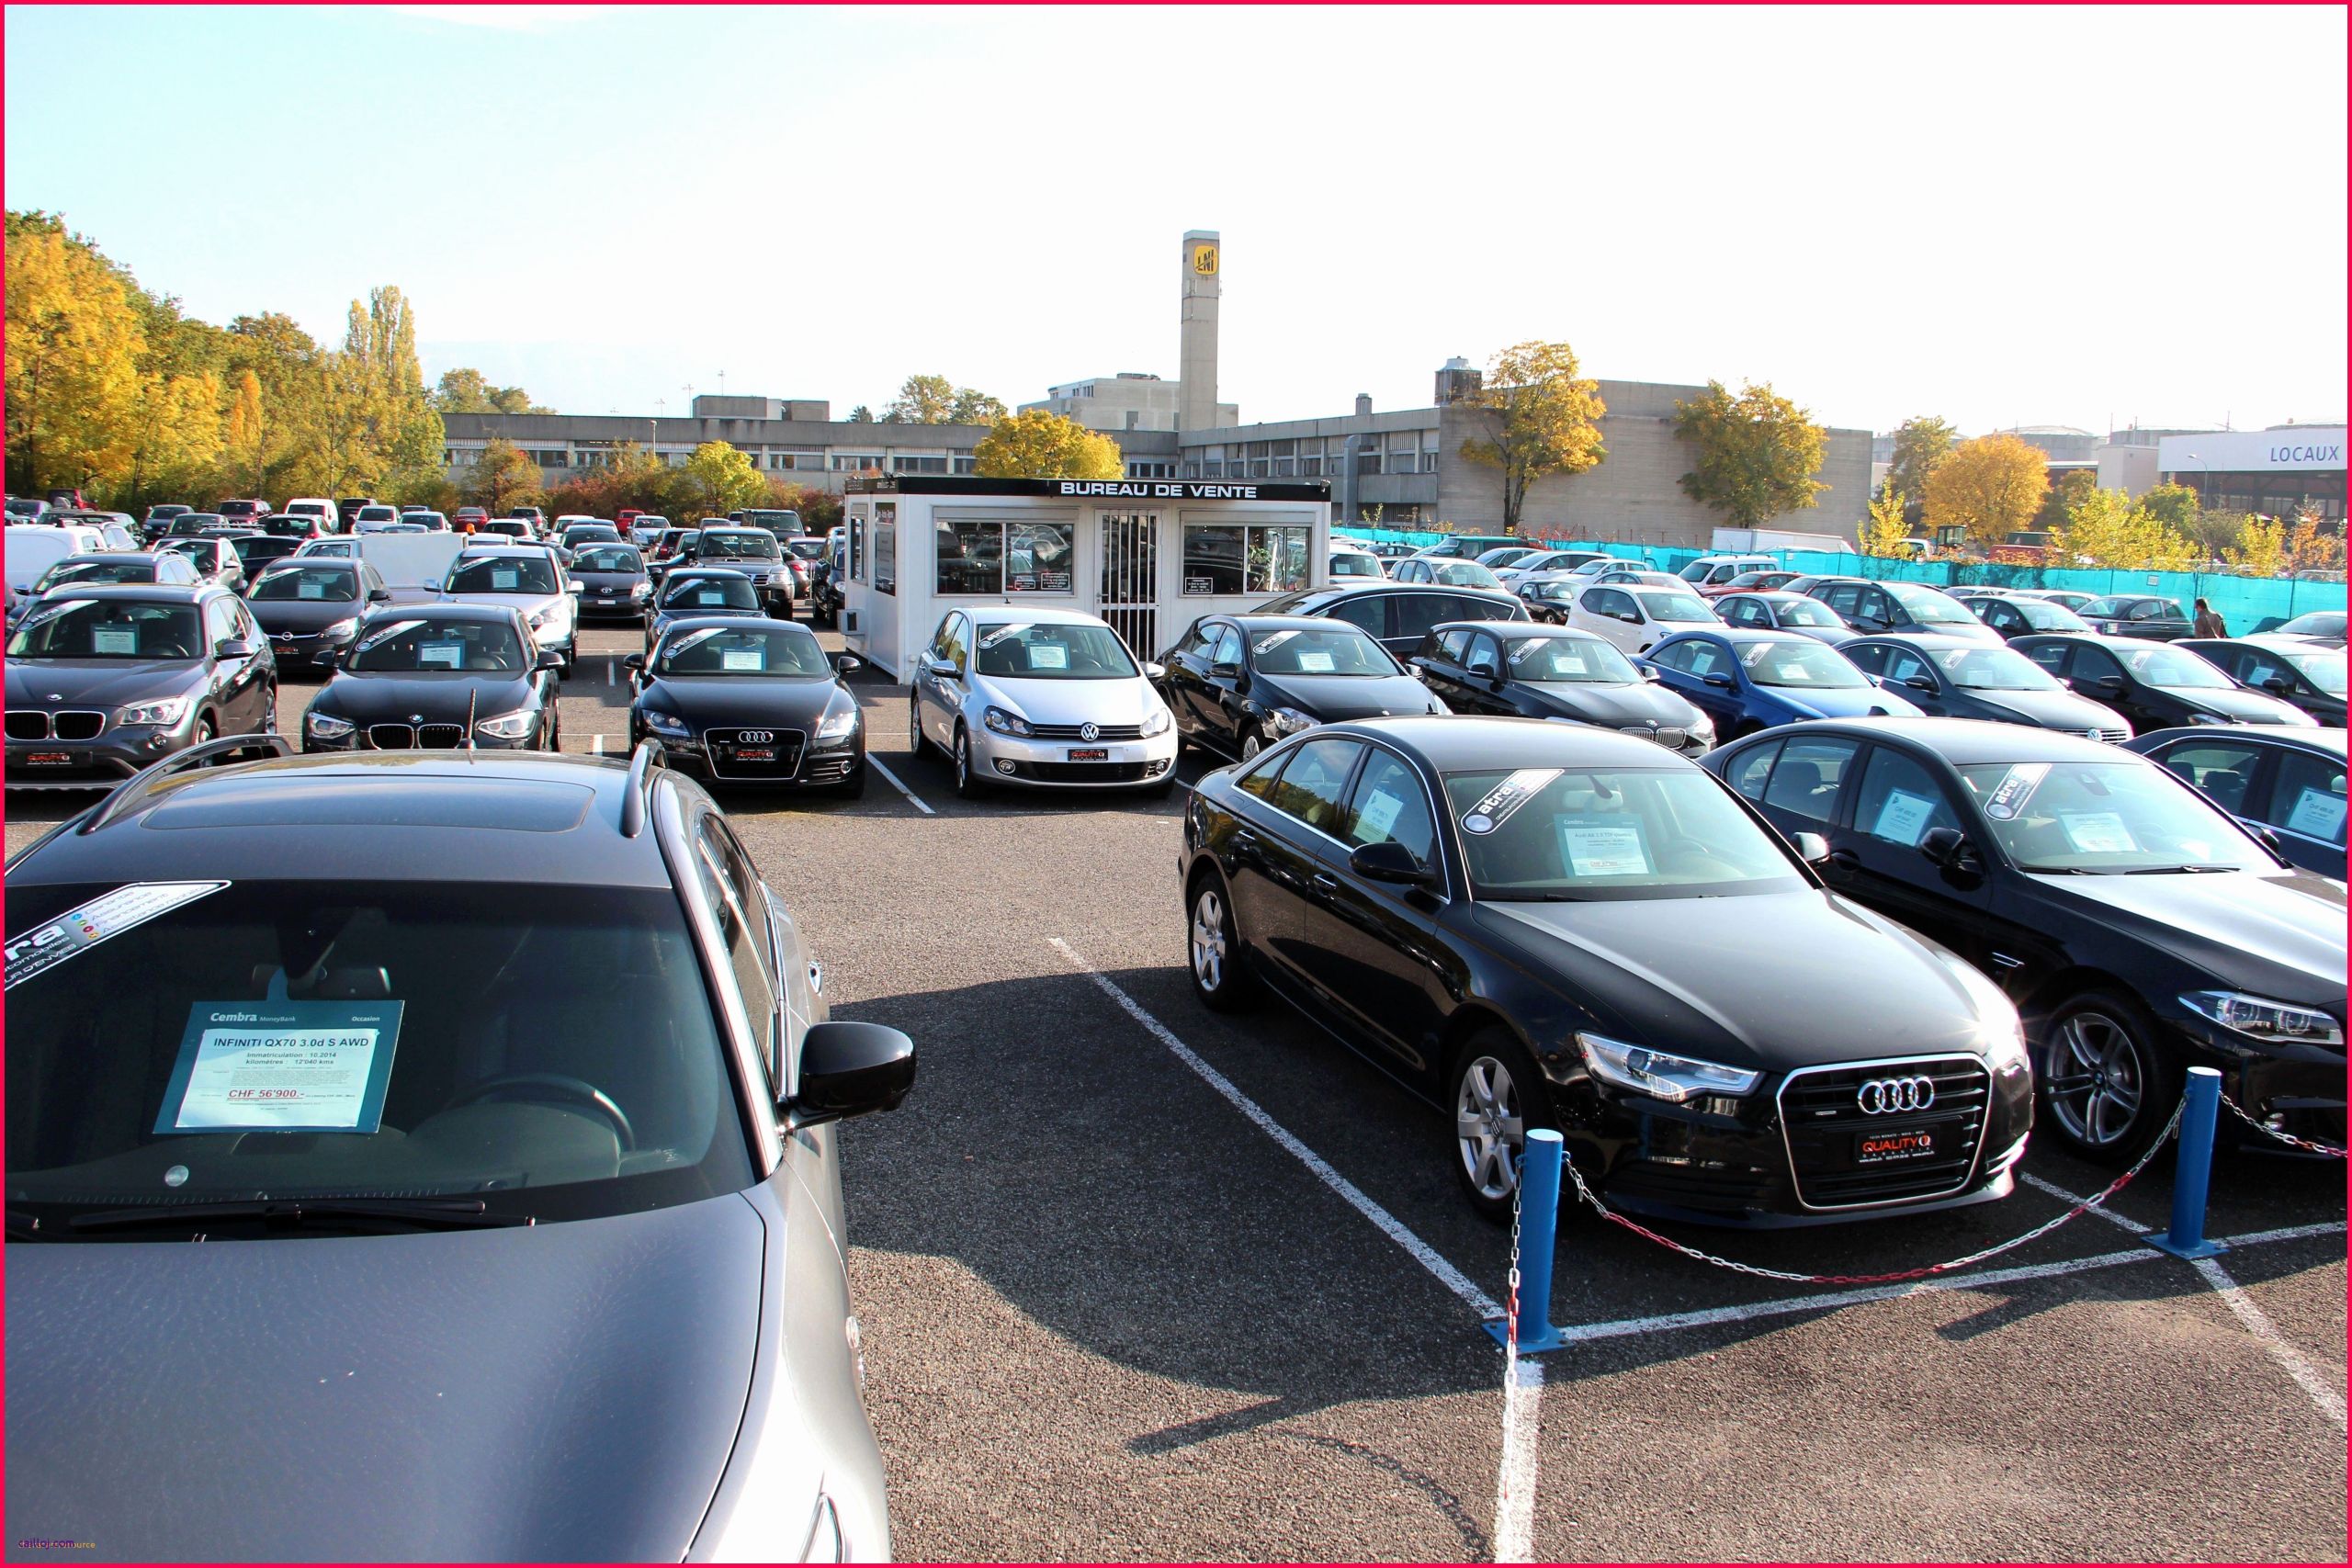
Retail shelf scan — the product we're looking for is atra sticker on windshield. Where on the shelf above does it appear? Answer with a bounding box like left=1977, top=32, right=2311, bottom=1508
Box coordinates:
left=1981, top=762, right=2050, bottom=820
left=17, top=596, right=96, bottom=629
left=5, top=881, right=232, bottom=992
left=153, top=999, right=404, bottom=1135
left=354, top=619, right=424, bottom=653
left=1459, top=768, right=1562, bottom=835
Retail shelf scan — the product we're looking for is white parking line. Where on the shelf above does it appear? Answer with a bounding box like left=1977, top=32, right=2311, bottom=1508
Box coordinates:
left=1493, top=1359, right=1543, bottom=1563
left=590, top=735, right=604, bottom=756
left=866, top=756, right=934, bottom=816
left=605, top=660, right=615, bottom=687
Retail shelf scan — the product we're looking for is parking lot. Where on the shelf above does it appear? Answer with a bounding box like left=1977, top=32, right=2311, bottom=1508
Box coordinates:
left=7, top=620, right=2345, bottom=1563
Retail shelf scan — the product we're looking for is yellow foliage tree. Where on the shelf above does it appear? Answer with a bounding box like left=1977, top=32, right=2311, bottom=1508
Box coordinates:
left=1458, top=340, right=1607, bottom=536
left=1922, top=434, right=2047, bottom=550
left=226, top=370, right=266, bottom=494
left=972, top=410, right=1123, bottom=480
left=2285, top=509, right=2346, bottom=574
left=2052, top=487, right=2197, bottom=571
left=5, top=215, right=145, bottom=492
left=2222, top=513, right=2287, bottom=577
left=1860, top=480, right=1911, bottom=558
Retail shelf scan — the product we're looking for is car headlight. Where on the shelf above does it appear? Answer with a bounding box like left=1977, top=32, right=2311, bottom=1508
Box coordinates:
left=318, top=617, right=359, bottom=644
left=1688, top=711, right=1716, bottom=738
left=1140, top=705, right=1172, bottom=738
left=305, top=711, right=355, bottom=739
left=2180, top=991, right=2345, bottom=1047
left=116, top=697, right=188, bottom=727
left=984, top=705, right=1033, bottom=738
left=475, top=707, right=536, bottom=740
left=1264, top=705, right=1318, bottom=738
left=628, top=581, right=650, bottom=598
left=1576, top=1032, right=1760, bottom=1101
left=641, top=707, right=692, bottom=739
left=2188, top=712, right=2225, bottom=725
left=1981, top=1010, right=2030, bottom=1077
left=526, top=610, right=548, bottom=631
left=815, top=701, right=860, bottom=740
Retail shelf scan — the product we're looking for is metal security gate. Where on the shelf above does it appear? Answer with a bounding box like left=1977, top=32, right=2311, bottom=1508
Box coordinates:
left=1097, top=512, right=1159, bottom=661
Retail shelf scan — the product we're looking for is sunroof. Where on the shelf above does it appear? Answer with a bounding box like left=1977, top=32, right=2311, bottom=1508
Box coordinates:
left=143, top=774, right=594, bottom=833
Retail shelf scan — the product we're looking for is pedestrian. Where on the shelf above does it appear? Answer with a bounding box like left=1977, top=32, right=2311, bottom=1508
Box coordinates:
left=2192, top=597, right=2227, bottom=637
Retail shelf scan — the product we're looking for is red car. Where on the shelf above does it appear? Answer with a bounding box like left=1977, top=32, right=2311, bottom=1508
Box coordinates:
left=453, top=506, right=492, bottom=534
left=216, top=498, right=271, bottom=525
left=1703, top=569, right=1801, bottom=598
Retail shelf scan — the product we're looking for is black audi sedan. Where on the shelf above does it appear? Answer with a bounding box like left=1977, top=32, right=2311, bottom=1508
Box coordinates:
left=2177, top=635, right=2346, bottom=727
left=1411, top=621, right=1714, bottom=758
left=2125, top=725, right=2347, bottom=880
left=301, top=602, right=561, bottom=752
left=1251, top=581, right=1530, bottom=659
left=5, top=583, right=277, bottom=787
left=1156, top=615, right=1442, bottom=762
left=570, top=541, right=652, bottom=622
left=646, top=568, right=763, bottom=658
left=1839, top=634, right=2132, bottom=739
left=246, top=559, right=392, bottom=675
left=626, top=618, right=866, bottom=795
left=2012, top=633, right=2316, bottom=731
left=1180, top=716, right=2035, bottom=1224
left=1704, top=719, right=2346, bottom=1162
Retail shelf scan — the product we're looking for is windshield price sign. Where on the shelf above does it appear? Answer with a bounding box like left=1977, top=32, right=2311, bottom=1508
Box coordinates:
left=154, top=1000, right=405, bottom=1135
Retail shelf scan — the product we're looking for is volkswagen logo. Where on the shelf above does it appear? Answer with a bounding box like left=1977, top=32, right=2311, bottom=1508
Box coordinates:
left=740, top=730, right=775, bottom=744
left=1079, top=722, right=1100, bottom=742
left=1856, top=1076, right=1937, bottom=1115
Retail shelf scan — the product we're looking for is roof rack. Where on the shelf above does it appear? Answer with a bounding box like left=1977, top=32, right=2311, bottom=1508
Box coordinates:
left=80, top=734, right=295, bottom=834
left=620, top=738, right=666, bottom=838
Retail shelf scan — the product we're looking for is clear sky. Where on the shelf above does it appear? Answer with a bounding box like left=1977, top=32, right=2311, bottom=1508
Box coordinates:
left=6, top=5, right=2345, bottom=437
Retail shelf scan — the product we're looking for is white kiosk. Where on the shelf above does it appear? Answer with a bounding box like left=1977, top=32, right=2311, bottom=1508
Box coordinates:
left=840, top=476, right=1333, bottom=679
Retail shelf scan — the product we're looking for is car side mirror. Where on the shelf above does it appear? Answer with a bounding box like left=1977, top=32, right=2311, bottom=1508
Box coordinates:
left=831, top=652, right=865, bottom=675
left=566, top=582, right=583, bottom=594
left=535, top=650, right=564, bottom=671
left=1350, top=840, right=1439, bottom=887
left=214, top=637, right=256, bottom=660
left=1142, top=660, right=1165, bottom=682
left=1702, top=671, right=1733, bottom=689
left=1918, top=826, right=1981, bottom=878
left=1211, top=660, right=1241, bottom=678
left=1639, top=665, right=1661, bottom=682
left=621, top=652, right=645, bottom=671
left=2262, top=675, right=2296, bottom=695
left=786, top=1020, right=915, bottom=1126
left=1904, top=675, right=1937, bottom=693
left=368, top=587, right=390, bottom=603
left=314, top=647, right=341, bottom=669
left=2091, top=674, right=2127, bottom=693
left=1791, top=831, right=1832, bottom=864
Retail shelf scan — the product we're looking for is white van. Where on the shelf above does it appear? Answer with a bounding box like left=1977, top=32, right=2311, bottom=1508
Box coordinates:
left=351, top=532, right=469, bottom=605
left=280, top=498, right=339, bottom=534
left=5, top=523, right=115, bottom=600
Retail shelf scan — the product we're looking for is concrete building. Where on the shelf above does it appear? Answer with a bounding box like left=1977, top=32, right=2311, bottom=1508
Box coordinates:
left=1020, top=373, right=1235, bottom=434
left=2159, top=425, right=2346, bottom=522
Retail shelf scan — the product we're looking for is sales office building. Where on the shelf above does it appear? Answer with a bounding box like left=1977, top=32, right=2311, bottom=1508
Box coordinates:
left=840, top=475, right=1333, bottom=680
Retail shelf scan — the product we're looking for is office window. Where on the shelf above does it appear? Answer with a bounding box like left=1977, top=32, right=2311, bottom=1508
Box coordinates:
left=954, top=457, right=978, bottom=475
left=1203, top=459, right=1223, bottom=478
left=1273, top=457, right=1295, bottom=477
left=1299, top=456, right=1322, bottom=477
left=895, top=455, right=950, bottom=474
left=1250, top=460, right=1271, bottom=478
left=937, top=519, right=1075, bottom=595
left=832, top=454, right=882, bottom=472
left=874, top=502, right=897, bottom=596
left=1182, top=523, right=1310, bottom=595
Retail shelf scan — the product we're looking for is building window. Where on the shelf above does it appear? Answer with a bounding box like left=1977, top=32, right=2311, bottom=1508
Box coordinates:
left=832, top=454, right=883, bottom=472
left=1203, top=459, right=1224, bottom=478
left=1299, top=456, right=1322, bottom=477
left=954, top=457, right=978, bottom=475
left=1182, top=522, right=1310, bottom=595
left=936, top=518, right=1076, bottom=595
left=874, top=502, right=897, bottom=596
left=1250, top=460, right=1271, bottom=478
left=1357, top=452, right=1383, bottom=476
left=894, top=455, right=950, bottom=474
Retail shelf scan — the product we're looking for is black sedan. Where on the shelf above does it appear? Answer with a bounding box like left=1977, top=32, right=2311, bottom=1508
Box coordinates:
left=1156, top=614, right=1442, bottom=762
left=301, top=602, right=562, bottom=753
left=570, top=541, right=652, bottom=622
left=2177, top=636, right=2346, bottom=726
left=247, top=559, right=392, bottom=674
left=1704, top=719, right=2346, bottom=1162
left=1181, top=716, right=2035, bottom=1224
left=2079, top=594, right=2192, bottom=640
left=1969, top=593, right=2093, bottom=641
left=223, top=531, right=304, bottom=579
left=155, top=535, right=247, bottom=595
left=627, top=618, right=867, bottom=795
left=2125, top=725, right=2347, bottom=880
left=1712, top=590, right=1855, bottom=645
left=1839, top=634, right=2132, bottom=739
left=1410, top=621, right=1713, bottom=758
left=2012, top=633, right=2316, bottom=731
left=1250, top=582, right=1530, bottom=659
left=1798, top=577, right=2001, bottom=644
left=645, top=568, right=763, bottom=658
left=1512, top=575, right=1581, bottom=624
left=4, top=583, right=277, bottom=787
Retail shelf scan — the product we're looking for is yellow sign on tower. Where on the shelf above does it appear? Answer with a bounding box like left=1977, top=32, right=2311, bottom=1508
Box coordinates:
left=1191, top=243, right=1219, bottom=276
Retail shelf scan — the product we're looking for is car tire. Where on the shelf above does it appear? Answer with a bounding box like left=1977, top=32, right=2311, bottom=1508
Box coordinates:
left=544, top=711, right=561, bottom=752
left=1238, top=724, right=1268, bottom=763
left=2035, top=989, right=2181, bottom=1168
left=1186, top=872, right=1258, bottom=1012
left=1448, top=1029, right=1563, bottom=1223
left=953, top=726, right=989, bottom=799
left=908, top=697, right=932, bottom=760
left=258, top=686, right=279, bottom=736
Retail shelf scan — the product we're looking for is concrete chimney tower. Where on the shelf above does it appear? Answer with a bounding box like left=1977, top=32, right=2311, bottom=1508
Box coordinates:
left=1178, top=230, right=1220, bottom=434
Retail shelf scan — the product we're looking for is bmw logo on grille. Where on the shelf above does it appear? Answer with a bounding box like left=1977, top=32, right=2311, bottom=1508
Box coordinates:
left=1079, top=722, right=1100, bottom=742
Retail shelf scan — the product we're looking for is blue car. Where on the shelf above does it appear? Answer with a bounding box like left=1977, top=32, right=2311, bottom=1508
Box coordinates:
left=1642, top=628, right=1922, bottom=740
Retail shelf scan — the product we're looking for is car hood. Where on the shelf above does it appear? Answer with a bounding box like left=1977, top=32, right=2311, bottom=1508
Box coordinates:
left=974, top=672, right=1167, bottom=727
left=2162, top=685, right=2315, bottom=725
left=314, top=669, right=538, bottom=721
left=1250, top=671, right=1439, bottom=722
left=441, top=589, right=566, bottom=620
left=1913, top=621, right=2002, bottom=644
left=250, top=598, right=366, bottom=634
left=644, top=675, right=842, bottom=728
left=1760, top=683, right=1922, bottom=719
left=1475, top=889, right=1996, bottom=1070
left=2027, top=869, right=2346, bottom=1002
left=1517, top=680, right=1703, bottom=729
left=3, top=1194, right=763, bottom=1561
left=573, top=570, right=646, bottom=590
left=1956, top=686, right=2128, bottom=731
left=4, top=659, right=206, bottom=709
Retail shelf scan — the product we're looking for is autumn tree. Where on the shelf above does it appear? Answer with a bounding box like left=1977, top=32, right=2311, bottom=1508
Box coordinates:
left=1886, top=415, right=1957, bottom=509
left=433, top=367, right=548, bottom=415
left=5, top=211, right=144, bottom=494
left=1922, top=434, right=2047, bottom=550
left=2051, top=487, right=2196, bottom=571
left=972, top=410, right=1123, bottom=479
left=882, top=374, right=1008, bottom=425
left=847, top=405, right=876, bottom=423
left=1673, top=379, right=1826, bottom=529
left=684, top=441, right=768, bottom=514
left=463, top=436, right=544, bottom=515
left=225, top=370, right=268, bottom=495
left=2222, top=513, right=2287, bottom=577
left=1456, top=340, right=1606, bottom=535
left=1859, top=479, right=1911, bottom=557
left=2031, top=468, right=2096, bottom=534
left=2285, top=509, right=2346, bottom=574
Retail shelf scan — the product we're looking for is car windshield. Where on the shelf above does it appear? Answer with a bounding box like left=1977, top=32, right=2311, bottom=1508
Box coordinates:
left=1740, top=639, right=1868, bottom=688
left=356, top=509, right=396, bottom=523
left=1444, top=767, right=1801, bottom=899
left=1524, top=581, right=1577, bottom=603
left=3, top=878, right=753, bottom=1231
left=345, top=617, right=525, bottom=673
left=1932, top=646, right=2062, bottom=691
left=1882, top=582, right=1976, bottom=624
left=2014, top=600, right=2089, bottom=630
left=251, top=566, right=358, bottom=603
left=171, top=516, right=223, bottom=533
left=2279, top=612, right=2345, bottom=637
left=445, top=556, right=558, bottom=595
left=564, top=528, right=622, bottom=546
left=34, top=559, right=152, bottom=591
left=1330, top=552, right=1384, bottom=578
left=572, top=547, right=642, bottom=573
left=696, top=531, right=777, bottom=559
left=1771, top=597, right=1842, bottom=627
left=658, top=624, right=831, bottom=677
left=7, top=598, right=204, bottom=660
left=1431, top=561, right=1503, bottom=589
left=2278, top=650, right=2348, bottom=694
left=1956, top=761, right=2268, bottom=874
left=973, top=621, right=1138, bottom=680
left=2120, top=645, right=2231, bottom=689
left=1637, top=591, right=1715, bottom=624
left=662, top=576, right=758, bottom=612
left=1505, top=635, right=1638, bottom=683
left=1249, top=625, right=1396, bottom=676
left=784, top=539, right=826, bottom=561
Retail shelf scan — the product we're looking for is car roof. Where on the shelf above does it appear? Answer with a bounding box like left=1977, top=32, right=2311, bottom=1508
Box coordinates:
left=1227, top=614, right=1364, bottom=632
left=967, top=604, right=1110, bottom=627
left=1314, top=714, right=1692, bottom=769
left=1433, top=619, right=1606, bottom=641
left=2195, top=633, right=2342, bottom=652
left=2009, top=632, right=2154, bottom=650
left=1677, top=626, right=1815, bottom=646
left=1292, top=582, right=1519, bottom=605
left=1734, top=716, right=2135, bottom=766
left=24, top=581, right=214, bottom=604
left=361, top=599, right=516, bottom=624
left=662, top=614, right=809, bottom=636
left=454, top=544, right=549, bottom=558
left=664, top=565, right=751, bottom=581
left=1841, top=632, right=2003, bottom=650
left=1726, top=590, right=1816, bottom=604
left=2129, top=724, right=2346, bottom=757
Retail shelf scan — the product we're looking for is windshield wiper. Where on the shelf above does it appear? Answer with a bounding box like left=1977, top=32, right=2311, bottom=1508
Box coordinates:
left=2120, top=863, right=2233, bottom=874
left=2015, top=863, right=2099, bottom=874
left=67, top=1197, right=532, bottom=1235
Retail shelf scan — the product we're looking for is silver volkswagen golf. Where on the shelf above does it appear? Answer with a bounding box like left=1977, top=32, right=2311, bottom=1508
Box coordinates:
left=4, top=739, right=912, bottom=1561
left=908, top=604, right=1181, bottom=798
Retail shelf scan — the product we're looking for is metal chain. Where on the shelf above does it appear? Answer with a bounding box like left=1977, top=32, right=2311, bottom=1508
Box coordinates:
left=1559, top=1096, right=2188, bottom=1287
left=1502, top=1155, right=1523, bottom=1354
left=2217, top=1089, right=2347, bottom=1156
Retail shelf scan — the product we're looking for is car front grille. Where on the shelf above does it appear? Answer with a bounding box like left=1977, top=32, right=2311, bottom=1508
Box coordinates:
left=706, top=727, right=806, bottom=779
left=801, top=752, right=857, bottom=784
left=2082, top=728, right=2130, bottom=744
left=7, top=710, right=52, bottom=740
left=52, top=711, right=106, bottom=740
left=1027, top=722, right=1146, bottom=741
left=1015, top=760, right=1158, bottom=783
left=1777, top=1055, right=1990, bottom=1210
left=1618, top=725, right=1686, bottom=749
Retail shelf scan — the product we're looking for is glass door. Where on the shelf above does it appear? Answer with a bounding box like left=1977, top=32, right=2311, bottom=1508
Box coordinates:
left=1097, top=512, right=1159, bottom=661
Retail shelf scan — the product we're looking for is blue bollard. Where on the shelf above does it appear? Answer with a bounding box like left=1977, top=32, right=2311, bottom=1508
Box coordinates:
left=2147, top=1066, right=2227, bottom=1260
left=1485, top=1130, right=1568, bottom=1353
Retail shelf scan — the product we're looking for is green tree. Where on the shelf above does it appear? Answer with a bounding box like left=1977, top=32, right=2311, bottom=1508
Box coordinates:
left=883, top=376, right=1009, bottom=424
left=1886, top=415, right=1957, bottom=508
left=432, top=367, right=549, bottom=415
left=225, top=370, right=267, bottom=495
left=1673, top=379, right=1827, bottom=528
left=5, top=211, right=144, bottom=493
left=1923, top=434, right=2046, bottom=550
left=463, top=436, right=544, bottom=515
left=2052, top=487, right=2196, bottom=571
left=847, top=405, right=875, bottom=423
left=1859, top=480, right=1910, bottom=557
left=950, top=387, right=1010, bottom=424
left=971, top=410, right=1123, bottom=479
left=1456, top=340, right=1607, bottom=535
left=684, top=441, right=767, bottom=514
left=2222, top=513, right=2287, bottom=577
left=2138, top=480, right=2234, bottom=557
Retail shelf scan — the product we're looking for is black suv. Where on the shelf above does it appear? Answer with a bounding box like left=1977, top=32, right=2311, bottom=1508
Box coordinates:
left=1252, top=581, right=1529, bottom=659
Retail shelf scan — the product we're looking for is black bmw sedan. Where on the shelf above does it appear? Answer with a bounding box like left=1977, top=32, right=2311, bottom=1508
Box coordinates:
left=1704, top=719, right=2346, bottom=1162
left=1839, top=633, right=2132, bottom=739
left=2012, top=633, right=2315, bottom=731
left=1180, top=716, right=2035, bottom=1225
left=627, top=617, right=867, bottom=795
left=246, top=559, right=393, bottom=675
left=301, top=603, right=562, bottom=752
left=1156, top=615, right=1442, bottom=762
left=1410, top=621, right=1714, bottom=758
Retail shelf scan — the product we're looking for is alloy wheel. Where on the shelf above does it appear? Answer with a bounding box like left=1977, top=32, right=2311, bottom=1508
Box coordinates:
left=2043, top=1010, right=2145, bottom=1149
left=955, top=732, right=970, bottom=789
left=1190, top=887, right=1228, bottom=992
left=1456, top=1055, right=1525, bottom=1201
left=1240, top=729, right=1262, bottom=761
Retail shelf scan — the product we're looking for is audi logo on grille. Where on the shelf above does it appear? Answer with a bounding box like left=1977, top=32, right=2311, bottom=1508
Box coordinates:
left=1856, top=1076, right=1936, bottom=1115
left=1079, top=722, right=1100, bottom=742
left=739, top=730, right=775, bottom=744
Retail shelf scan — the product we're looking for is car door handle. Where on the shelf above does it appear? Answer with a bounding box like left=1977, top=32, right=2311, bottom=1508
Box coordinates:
left=1310, top=872, right=1341, bottom=892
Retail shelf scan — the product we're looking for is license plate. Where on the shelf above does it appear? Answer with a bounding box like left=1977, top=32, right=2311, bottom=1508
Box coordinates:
left=1068, top=748, right=1110, bottom=761
left=734, top=747, right=775, bottom=761
left=1855, top=1127, right=1939, bottom=1165
left=24, top=751, right=70, bottom=765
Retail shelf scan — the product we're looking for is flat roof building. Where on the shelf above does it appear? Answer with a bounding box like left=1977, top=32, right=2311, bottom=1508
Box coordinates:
left=2159, top=426, right=2346, bottom=522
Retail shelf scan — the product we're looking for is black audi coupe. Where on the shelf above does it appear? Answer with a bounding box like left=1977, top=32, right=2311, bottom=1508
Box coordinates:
left=627, top=617, right=866, bottom=795
left=1179, top=715, right=2035, bottom=1226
